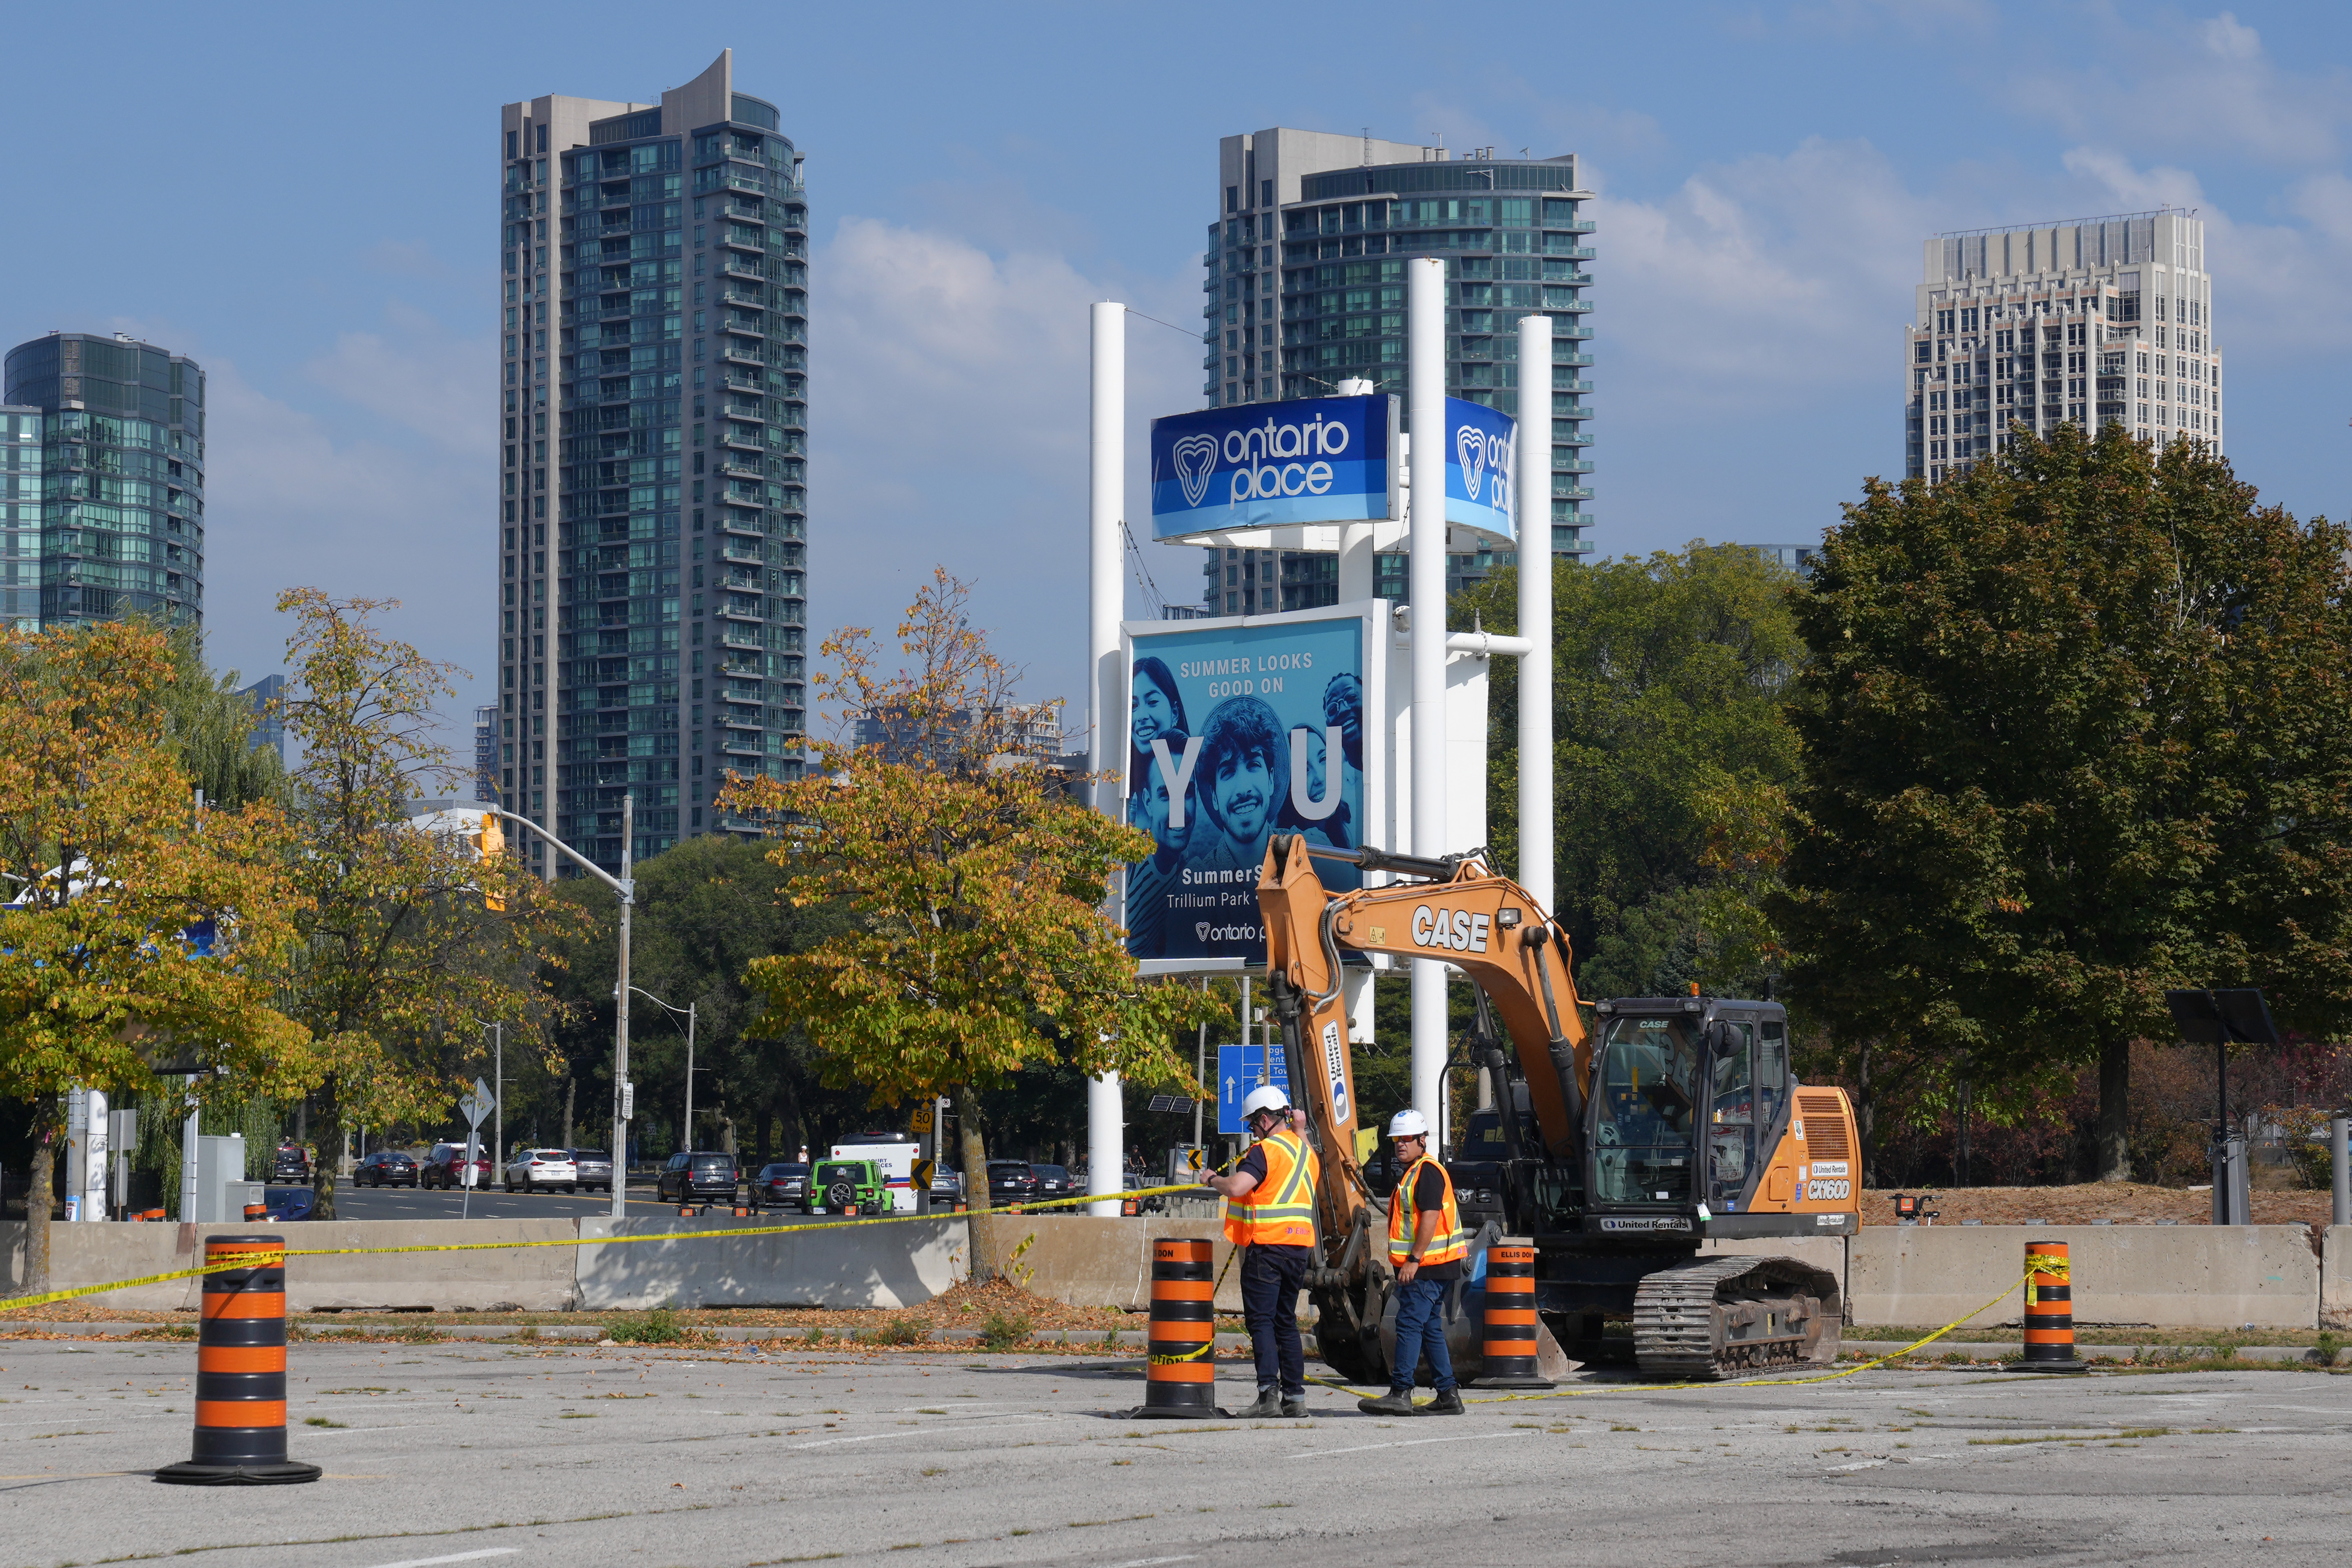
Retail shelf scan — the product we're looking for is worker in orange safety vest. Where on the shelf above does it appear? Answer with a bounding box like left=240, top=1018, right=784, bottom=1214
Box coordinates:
left=1201, top=1082, right=1319, bottom=1418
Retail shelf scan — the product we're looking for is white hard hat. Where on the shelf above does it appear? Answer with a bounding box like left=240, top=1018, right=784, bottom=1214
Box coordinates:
left=1241, top=1084, right=1292, bottom=1119
left=1388, top=1109, right=1430, bottom=1139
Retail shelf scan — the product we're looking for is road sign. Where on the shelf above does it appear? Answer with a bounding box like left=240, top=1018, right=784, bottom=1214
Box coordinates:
left=1215, top=1042, right=1289, bottom=1136
left=1166, top=1144, right=1206, bottom=1183
left=457, top=1076, right=494, bottom=1129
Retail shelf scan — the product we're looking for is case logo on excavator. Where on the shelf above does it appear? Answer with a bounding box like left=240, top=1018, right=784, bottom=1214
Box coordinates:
left=1410, top=905, right=1491, bottom=954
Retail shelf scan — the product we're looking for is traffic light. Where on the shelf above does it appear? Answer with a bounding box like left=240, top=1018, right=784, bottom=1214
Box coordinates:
left=475, top=812, right=506, bottom=912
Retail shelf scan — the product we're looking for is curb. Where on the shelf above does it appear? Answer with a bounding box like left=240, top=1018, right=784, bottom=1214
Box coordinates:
left=1851, top=1339, right=2328, bottom=1364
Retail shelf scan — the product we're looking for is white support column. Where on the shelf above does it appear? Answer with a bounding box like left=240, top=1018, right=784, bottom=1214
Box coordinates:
left=1516, top=312, right=1554, bottom=917
left=1088, top=301, right=1126, bottom=1217
left=1407, top=257, right=1449, bottom=1140
left=1338, top=522, right=1376, bottom=602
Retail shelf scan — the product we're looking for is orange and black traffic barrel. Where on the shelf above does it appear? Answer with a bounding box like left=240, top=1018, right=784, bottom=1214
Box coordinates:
left=1131, top=1237, right=1222, bottom=1418
left=2007, top=1239, right=2086, bottom=1374
left=1469, top=1244, right=1553, bottom=1388
left=156, top=1234, right=321, bottom=1484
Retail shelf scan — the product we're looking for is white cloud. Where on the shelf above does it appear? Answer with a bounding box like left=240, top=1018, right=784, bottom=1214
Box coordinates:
left=2010, top=10, right=2352, bottom=166
left=1593, top=137, right=1933, bottom=393
left=302, top=301, right=494, bottom=455
left=811, top=217, right=1201, bottom=710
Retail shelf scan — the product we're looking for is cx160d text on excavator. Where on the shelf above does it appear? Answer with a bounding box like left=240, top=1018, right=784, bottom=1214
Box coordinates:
left=1255, top=835, right=1860, bottom=1381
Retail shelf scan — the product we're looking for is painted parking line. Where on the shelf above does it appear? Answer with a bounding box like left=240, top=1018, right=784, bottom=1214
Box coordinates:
left=360, top=1550, right=519, bottom=1568
left=1288, top=1431, right=1524, bottom=1460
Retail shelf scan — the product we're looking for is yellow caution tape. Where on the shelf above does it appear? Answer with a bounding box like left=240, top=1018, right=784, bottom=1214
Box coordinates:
left=0, top=1179, right=1225, bottom=1318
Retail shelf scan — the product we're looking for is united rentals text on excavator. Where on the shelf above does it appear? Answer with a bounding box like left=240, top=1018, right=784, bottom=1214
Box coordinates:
left=1256, top=834, right=1860, bottom=1381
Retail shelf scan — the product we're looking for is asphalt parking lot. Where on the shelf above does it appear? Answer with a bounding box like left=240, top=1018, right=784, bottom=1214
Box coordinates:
left=0, top=1338, right=2346, bottom=1568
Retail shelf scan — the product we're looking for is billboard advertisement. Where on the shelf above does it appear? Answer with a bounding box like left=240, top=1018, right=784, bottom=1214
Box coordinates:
left=1149, top=395, right=1396, bottom=541
left=1443, top=395, right=1516, bottom=543
left=1121, top=606, right=1376, bottom=969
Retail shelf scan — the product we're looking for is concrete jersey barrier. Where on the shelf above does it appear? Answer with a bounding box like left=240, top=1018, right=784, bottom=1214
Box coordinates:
left=1850, top=1224, right=2320, bottom=1329
left=574, top=1215, right=968, bottom=1311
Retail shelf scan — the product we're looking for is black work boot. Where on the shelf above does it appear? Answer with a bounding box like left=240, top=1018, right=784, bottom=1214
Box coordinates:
left=1237, top=1387, right=1285, bottom=1419
left=1423, top=1388, right=1465, bottom=1415
left=1357, top=1388, right=1419, bottom=1416
left=1280, top=1394, right=1308, bottom=1418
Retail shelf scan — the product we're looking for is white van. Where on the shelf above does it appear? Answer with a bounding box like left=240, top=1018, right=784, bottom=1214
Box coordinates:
left=827, top=1131, right=922, bottom=1214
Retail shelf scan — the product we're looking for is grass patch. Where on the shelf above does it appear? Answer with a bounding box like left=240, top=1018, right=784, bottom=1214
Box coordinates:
left=867, top=1318, right=930, bottom=1347
left=978, top=1309, right=1032, bottom=1353
left=302, top=1416, right=347, bottom=1429
left=608, top=1306, right=687, bottom=1345
left=1969, top=1426, right=2172, bottom=1446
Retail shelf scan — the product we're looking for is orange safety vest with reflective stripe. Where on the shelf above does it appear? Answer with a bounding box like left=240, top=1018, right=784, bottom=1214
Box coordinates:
left=1387, top=1154, right=1468, bottom=1267
left=1224, top=1128, right=1319, bottom=1248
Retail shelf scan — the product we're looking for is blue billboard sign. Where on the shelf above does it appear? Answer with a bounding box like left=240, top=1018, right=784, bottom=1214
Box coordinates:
left=1149, top=395, right=1395, bottom=541
left=1122, top=608, right=1368, bottom=967
left=1215, top=1043, right=1290, bottom=1137
left=1443, top=395, right=1516, bottom=543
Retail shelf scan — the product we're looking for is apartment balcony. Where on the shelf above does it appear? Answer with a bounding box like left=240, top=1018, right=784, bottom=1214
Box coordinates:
left=720, top=231, right=765, bottom=256
left=717, top=508, right=766, bottom=537
left=719, top=255, right=765, bottom=280
left=718, top=290, right=765, bottom=310
left=716, top=459, right=765, bottom=481
left=720, top=342, right=765, bottom=367
left=720, top=429, right=764, bottom=453
left=717, top=542, right=766, bottom=566
left=1551, top=481, right=1594, bottom=499
left=721, top=402, right=765, bottom=423
left=721, top=373, right=765, bottom=395
left=715, top=595, right=766, bottom=622
left=723, top=317, right=766, bottom=339
left=721, top=203, right=765, bottom=225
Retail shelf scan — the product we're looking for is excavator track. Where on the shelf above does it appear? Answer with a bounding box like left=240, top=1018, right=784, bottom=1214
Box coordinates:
left=1631, top=1254, right=1844, bottom=1379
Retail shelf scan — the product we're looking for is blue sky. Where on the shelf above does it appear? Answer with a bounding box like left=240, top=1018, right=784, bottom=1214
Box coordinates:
left=5, top=2, right=2348, bottom=745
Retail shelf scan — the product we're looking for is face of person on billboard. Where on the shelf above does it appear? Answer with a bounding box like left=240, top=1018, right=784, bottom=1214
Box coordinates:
left=1292, top=724, right=1326, bottom=799
left=1128, top=729, right=1193, bottom=860
left=1323, top=672, right=1364, bottom=772
left=1130, top=657, right=1186, bottom=762
left=1198, top=695, right=1281, bottom=866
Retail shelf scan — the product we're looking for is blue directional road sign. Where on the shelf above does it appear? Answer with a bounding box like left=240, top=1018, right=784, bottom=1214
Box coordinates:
left=1215, top=1043, right=1290, bottom=1137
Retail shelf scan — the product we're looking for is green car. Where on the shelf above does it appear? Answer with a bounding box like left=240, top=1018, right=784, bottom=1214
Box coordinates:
left=807, top=1158, right=891, bottom=1216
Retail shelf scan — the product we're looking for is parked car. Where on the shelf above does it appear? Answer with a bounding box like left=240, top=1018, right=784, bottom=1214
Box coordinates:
left=353, top=1150, right=418, bottom=1188
left=504, top=1147, right=578, bottom=1193
left=656, top=1151, right=740, bottom=1207
left=753, top=1161, right=810, bottom=1210
left=986, top=1160, right=1040, bottom=1207
left=269, top=1142, right=310, bottom=1182
left=1033, top=1164, right=1076, bottom=1205
left=424, top=1142, right=494, bottom=1191
left=261, top=1186, right=315, bottom=1221
left=807, top=1157, right=889, bottom=1216
left=927, top=1163, right=964, bottom=1203
left=568, top=1149, right=615, bottom=1193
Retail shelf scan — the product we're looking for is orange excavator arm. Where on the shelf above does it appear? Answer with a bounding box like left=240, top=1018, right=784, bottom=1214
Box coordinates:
left=1257, top=834, right=1591, bottom=1267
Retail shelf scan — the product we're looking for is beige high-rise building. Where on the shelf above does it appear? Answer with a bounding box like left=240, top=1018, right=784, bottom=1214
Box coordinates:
left=1907, top=208, right=2219, bottom=483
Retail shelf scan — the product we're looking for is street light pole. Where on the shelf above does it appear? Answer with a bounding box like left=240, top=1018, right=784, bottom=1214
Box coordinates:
left=477, top=800, right=635, bottom=1220
left=469, top=1018, right=505, bottom=1169
left=627, top=987, right=697, bottom=1153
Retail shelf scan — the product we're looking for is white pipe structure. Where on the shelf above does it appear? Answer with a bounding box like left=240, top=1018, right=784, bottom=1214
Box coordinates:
left=1516, top=311, right=1555, bottom=917
left=1406, top=256, right=1449, bottom=1142
left=1086, top=301, right=1126, bottom=1217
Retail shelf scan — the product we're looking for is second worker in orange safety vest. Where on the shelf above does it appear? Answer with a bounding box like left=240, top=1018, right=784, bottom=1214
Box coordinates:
left=1201, top=1082, right=1319, bottom=1418
left=1357, top=1106, right=1467, bottom=1416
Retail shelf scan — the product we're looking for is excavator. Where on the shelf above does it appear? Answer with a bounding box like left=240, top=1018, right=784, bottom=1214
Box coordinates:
left=1255, top=835, right=1859, bottom=1381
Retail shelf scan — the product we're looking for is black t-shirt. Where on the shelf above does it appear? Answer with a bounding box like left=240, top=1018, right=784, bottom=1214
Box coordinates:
left=1400, top=1162, right=1461, bottom=1281
left=1235, top=1144, right=1268, bottom=1186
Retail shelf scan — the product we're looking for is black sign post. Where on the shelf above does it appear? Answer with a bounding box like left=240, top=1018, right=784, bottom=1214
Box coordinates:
left=2163, top=988, right=2279, bottom=1226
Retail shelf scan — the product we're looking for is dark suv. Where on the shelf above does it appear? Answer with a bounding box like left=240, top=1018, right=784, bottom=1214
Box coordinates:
left=986, top=1160, right=1039, bottom=1207
left=270, top=1143, right=310, bottom=1182
left=657, top=1151, right=740, bottom=1207
left=569, top=1149, right=615, bottom=1193
left=354, top=1149, right=418, bottom=1188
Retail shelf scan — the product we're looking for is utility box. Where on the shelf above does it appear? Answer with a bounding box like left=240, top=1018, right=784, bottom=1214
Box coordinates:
left=224, top=1180, right=265, bottom=1219
left=192, top=1134, right=247, bottom=1224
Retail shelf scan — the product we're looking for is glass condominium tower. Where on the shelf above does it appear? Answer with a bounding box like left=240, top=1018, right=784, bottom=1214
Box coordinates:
left=2, top=332, right=206, bottom=632
left=1200, top=129, right=1595, bottom=616
left=1907, top=208, right=2218, bottom=483
left=500, top=50, right=809, bottom=881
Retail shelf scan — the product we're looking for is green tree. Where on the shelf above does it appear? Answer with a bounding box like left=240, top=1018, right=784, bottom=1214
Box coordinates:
left=1773, top=426, right=2352, bottom=1181
left=156, top=626, right=289, bottom=811
left=541, top=833, right=858, bottom=1164
left=270, top=591, right=569, bottom=1216
left=0, top=621, right=313, bottom=1283
left=719, top=570, right=1218, bottom=1249
left=1461, top=543, right=1806, bottom=999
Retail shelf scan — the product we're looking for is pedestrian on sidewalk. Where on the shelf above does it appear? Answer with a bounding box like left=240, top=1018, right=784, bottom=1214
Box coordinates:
left=1359, top=1108, right=1467, bottom=1416
left=1201, top=1083, right=1318, bottom=1419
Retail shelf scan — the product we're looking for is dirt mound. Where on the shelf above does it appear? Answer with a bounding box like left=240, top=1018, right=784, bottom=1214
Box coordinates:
left=1861, top=1183, right=2333, bottom=1226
